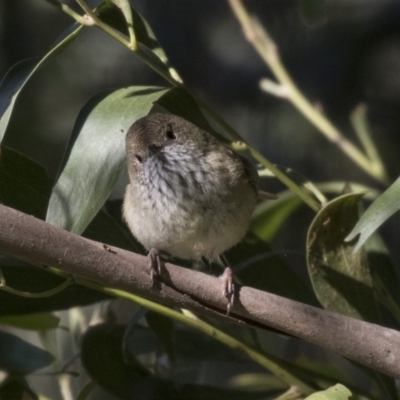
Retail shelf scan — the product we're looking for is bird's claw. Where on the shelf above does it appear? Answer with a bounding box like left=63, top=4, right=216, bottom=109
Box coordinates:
left=220, top=267, right=234, bottom=315
left=148, top=248, right=161, bottom=280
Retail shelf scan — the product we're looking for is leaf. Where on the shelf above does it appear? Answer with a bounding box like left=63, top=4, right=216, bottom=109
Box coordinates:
left=94, top=0, right=180, bottom=81
left=0, top=330, right=54, bottom=374
left=0, top=25, right=82, bottom=143
left=304, top=384, right=352, bottom=400
left=250, top=191, right=303, bottom=242
left=0, top=312, right=60, bottom=330
left=307, top=193, right=381, bottom=322
left=0, top=146, right=53, bottom=219
left=0, top=0, right=139, bottom=145
left=364, top=234, right=400, bottom=326
left=154, top=87, right=217, bottom=137
left=145, top=311, right=175, bottom=362
left=111, top=0, right=135, bottom=46
left=346, top=176, right=400, bottom=252
left=46, top=86, right=168, bottom=234
left=46, top=86, right=216, bottom=235
left=130, top=6, right=181, bottom=81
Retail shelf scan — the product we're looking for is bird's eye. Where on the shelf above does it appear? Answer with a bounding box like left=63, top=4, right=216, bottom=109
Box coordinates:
left=165, top=124, right=176, bottom=140
left=135, top=155, right=143, bottom=163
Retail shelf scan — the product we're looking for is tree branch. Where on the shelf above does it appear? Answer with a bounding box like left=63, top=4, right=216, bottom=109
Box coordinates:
left=0, top=204, right=399, bottom=378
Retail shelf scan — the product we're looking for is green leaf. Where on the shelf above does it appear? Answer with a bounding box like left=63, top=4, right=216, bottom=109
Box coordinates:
left=0, top=330, right=54, bottom=374
left=0, top=146, right=53, bottom=219
left=46, top=86, right=168, bottom=234
left=130, top=6, right=181, bottom=81
left=0, top=25, right=82, bottom=144
left=364, top=234, right=400, bottom=326
left=145, top=311, right=175, bottom=362
left=304, top=384, right=352, bottom=400
left=154, top=87, right=217, bottom=137
left=94, top=0, right=179, bottom=81
left=0, top=312, right=60, bottom=330
left=346, top=176, right=400, bottom=252
left=0, top=0, right=139, bottom=146
left=307, top=193, right=381, bottom=322
left=250, top=191, right=303, bottom=241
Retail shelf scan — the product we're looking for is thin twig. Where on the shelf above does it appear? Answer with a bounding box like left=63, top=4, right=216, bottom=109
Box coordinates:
left=228, top=0, right=389, bottom=185
left=350, top=104, right=388, bottom=182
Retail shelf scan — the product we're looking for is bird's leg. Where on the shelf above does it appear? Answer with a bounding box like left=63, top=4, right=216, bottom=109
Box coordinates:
left=219, top=254, right=235, bottom=314
left=147, top=248, right=162, bottom=280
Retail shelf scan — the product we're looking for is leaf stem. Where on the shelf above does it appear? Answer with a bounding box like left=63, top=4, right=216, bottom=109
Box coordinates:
left=75, top=0, right=131, bottom=48
left=0, top=270, right=74, bottom=298
left=350, top=104, right=389, bottom=184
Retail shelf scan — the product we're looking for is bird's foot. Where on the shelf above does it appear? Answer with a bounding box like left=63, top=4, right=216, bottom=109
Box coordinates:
left=147, top=248, right=162, bottom=280
left=220, top=267, right=234, bottom=315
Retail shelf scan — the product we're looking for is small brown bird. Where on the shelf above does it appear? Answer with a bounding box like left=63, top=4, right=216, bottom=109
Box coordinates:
left=123, top=113, right=259, bottom=310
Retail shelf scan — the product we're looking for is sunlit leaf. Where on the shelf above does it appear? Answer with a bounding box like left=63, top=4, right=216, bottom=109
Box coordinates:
left=46, top=86, right=168, bottom=234
left=346, top=176, right=400, bottom=252
left=0, top=312, right=60, bottom=331
left=304, top=384, right=351, bottom=400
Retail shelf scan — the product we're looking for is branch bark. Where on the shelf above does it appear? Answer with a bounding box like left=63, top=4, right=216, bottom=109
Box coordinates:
left=0, top=204, right=399, bottom=378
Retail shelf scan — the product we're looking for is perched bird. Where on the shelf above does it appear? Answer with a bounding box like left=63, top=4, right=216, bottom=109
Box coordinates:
left=123, top=113, right=259, bottom=310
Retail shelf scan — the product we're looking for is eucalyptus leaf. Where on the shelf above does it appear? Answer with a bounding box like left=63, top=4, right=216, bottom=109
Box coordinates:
left=0, top=312, right=60, bottom=331
left=0, top=331, right=54, bottom=374
left=250, top=191, right=303, bottom=242
left=304, top=384, right=352, bottom=400
left=346, top=176, right=400, bottom=252
left=0, top=24, right=82, bottom=143
left=97, top=0, right=179, bottom=80
left=145, top=311, right=175, bottom=362
left=307, top=193, right=381, bottom=322
left=229, top=232, right=318, bottom=306
left=154, top=87, right=217, bottom=136
left=46, top=86, right=168, bottom=234
left=0, top=0, right=142, bottom=145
